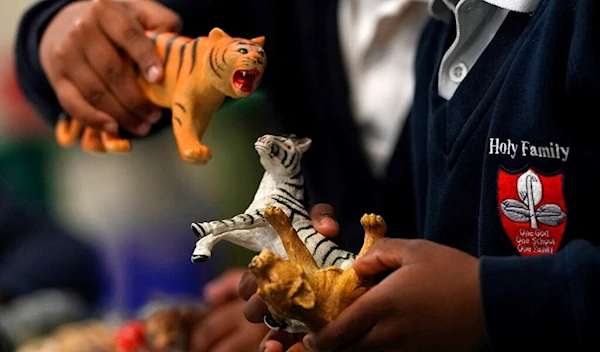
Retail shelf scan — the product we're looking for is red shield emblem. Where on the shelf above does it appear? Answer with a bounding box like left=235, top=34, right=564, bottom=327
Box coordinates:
left=497, top=167, right=567, bottom=256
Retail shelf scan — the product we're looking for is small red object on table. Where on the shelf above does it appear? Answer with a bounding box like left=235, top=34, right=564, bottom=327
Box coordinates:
left=115, top=321, right=145, bottom=352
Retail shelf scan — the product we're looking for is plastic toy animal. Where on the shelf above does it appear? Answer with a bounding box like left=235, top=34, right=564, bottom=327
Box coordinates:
left=190, top=134, right=355, bottom=268
left=55, top=27, right=266, bottom=164
left=143, top=308, right=192, bottom=351
left=250, top=206, right=387, bottom=332
left=15, top=320, right=115, bottom=352
left=116, top=306, right=198, bottom=352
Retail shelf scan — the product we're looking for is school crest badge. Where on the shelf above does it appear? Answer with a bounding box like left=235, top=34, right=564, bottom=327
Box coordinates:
left=497, top=168, right=567, bottom=256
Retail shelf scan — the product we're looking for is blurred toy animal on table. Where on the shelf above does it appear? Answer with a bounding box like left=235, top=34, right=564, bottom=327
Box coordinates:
left=250, top=206, right=387, bottom=332
left=116, top=305, right=202, bottom=352
left=55, top=27, right=266, bottom=164
left=15, top=320, right=115, bottom=352
left=13, top=300, right=207, bottom=352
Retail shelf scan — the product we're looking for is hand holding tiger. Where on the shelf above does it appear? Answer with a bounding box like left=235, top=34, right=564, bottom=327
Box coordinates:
left=46, top=1, right=266, bottom=163
left=39, top=0, right=182, bottom=136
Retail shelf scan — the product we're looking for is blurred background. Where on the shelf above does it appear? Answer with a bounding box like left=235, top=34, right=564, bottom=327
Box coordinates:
left=0, top=0, right=281, bottom=326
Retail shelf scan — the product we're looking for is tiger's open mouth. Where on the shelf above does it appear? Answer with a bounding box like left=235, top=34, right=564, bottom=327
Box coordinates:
left=233, top=70, right=261, bottom=93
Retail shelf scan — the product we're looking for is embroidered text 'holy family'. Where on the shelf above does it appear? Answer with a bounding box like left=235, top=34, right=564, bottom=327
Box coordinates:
left=488, top=138, right=570, bottom=162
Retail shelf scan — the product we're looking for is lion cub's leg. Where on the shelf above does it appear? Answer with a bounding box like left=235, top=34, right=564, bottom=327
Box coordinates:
left=264, top=206, right=318, bottom=270
left=80, top=128, right=106, bottom=153
left=100, top=131, right=132, bottom=153
left=170, top=93, right=215, bottom=164
left=356, top=214, right=387, bottom=259
left=331, top=214, right=387, bottom=312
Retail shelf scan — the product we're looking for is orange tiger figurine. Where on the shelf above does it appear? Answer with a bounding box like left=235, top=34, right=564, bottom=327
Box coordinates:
left=55, top=27, right=266, bottom=164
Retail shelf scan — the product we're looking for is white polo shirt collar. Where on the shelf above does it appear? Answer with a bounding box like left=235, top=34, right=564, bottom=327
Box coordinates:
left=430, top=0, right=542, bottom=19
left=339, top=0, right=430, bottom=176
left=429, top=0, right=542, bottom=100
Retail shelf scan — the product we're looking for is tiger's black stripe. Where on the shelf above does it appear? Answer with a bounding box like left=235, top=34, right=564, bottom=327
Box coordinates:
left=278, top=189, right=306, bottom=208
left=273, top=202, right=310, bottom=223
left=331, top=256, right=343, bottom=266
left=174, top=102, right=186, bottom=112
left=209, top=47, right=222, bottom=78
left=222, top=45, right=228, bottom=66
left=272, top=197, right=310, bottom=222
left=215, top=46, right=227, bottom=71
left=163, top=34, right=178, bottom=66
left=296, top=224, right=313, bottom=232
left=304, top=232, right=318, bottom=242
left=313, top=238, right=330, bottom=258
left=321, top=245, right=342, bottom=266
left=272, top=194, right=305, bottom=209
left=176, top=42, right=187, bottom=78
left=285, top=152, right=296, bottom=168
left=331, top=253, right=353, bottom=266
left=189, top=38, right=200, bottom=74
left=195, top=223, right=206, bottom=237
left=272, top=195, right=308, bottom=215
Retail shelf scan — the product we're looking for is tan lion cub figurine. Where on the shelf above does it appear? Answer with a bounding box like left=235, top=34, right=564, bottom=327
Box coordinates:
left=250, top=206, right=386, bottom=332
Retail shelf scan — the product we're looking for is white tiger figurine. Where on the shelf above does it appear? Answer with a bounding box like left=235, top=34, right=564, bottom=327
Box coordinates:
left=190, top=134, right=355, bottom=268
left=190, top=134, right=356, bottom=333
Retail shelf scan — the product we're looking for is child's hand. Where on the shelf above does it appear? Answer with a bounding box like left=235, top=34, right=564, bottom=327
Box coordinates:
left=190, top=269, right=269, bottom=352
left=303, top=238, right=486, bottom=352
left=39, top=0, right=181, bottom=136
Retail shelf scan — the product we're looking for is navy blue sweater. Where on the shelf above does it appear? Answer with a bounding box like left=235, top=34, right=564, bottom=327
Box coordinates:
left=413, top=2, right=600, bottom=349
left=15, top=0, right=600, bottom=349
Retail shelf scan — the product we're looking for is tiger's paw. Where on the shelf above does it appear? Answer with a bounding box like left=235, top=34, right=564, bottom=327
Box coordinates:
left=104, top=139, right=132, bottom=153
left=191, top=254, right=210, bottom=263
left=190, top=222, right=210, bottom=238
left=181, top=145, right=212, bottom=164
left=81, top=138, right=107, bottom=153
left=191, top=244, right=211, bottom=263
